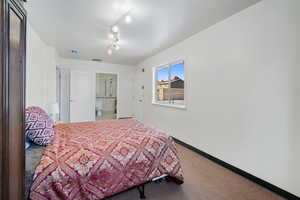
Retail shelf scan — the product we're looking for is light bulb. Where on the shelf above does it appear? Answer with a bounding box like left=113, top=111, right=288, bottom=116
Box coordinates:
left=107, top=49, right=113, bottom=55
left=111, top=25, right=119, bottom=33
left=125, top=15, right=132, bottom=23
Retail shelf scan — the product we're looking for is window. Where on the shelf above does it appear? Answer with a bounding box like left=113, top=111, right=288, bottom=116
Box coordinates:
left=153, top=61, right=185, bottom=108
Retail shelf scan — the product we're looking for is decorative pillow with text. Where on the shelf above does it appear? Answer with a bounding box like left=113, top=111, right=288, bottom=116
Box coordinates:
left=25, top=106, right=54, bottom=146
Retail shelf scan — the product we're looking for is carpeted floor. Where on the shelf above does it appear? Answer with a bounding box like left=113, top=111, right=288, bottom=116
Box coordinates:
left=110, top=144, right=284, bottom=200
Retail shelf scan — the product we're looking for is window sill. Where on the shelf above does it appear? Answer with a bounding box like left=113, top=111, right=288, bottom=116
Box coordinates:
left=152, top=102, right=186, bottom=110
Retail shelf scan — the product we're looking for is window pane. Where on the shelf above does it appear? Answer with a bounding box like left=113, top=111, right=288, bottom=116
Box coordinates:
left=169, top=63, right=184, bottom=105
left=156, top=67, right=170, bottom=104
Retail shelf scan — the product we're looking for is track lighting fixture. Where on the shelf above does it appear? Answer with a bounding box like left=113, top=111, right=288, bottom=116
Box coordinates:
left=107, top=9, right=133, bottom=55
left=112, top=43, right=120, bottom=51
left=125, top=15, right=132, bottom=23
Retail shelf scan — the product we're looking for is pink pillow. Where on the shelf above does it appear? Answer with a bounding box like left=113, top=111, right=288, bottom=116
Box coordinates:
left=25, top=106, right=54, bottom=146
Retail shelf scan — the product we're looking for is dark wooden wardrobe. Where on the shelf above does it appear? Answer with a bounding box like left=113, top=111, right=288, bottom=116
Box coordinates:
left=0, top=0, right=26, bottom=199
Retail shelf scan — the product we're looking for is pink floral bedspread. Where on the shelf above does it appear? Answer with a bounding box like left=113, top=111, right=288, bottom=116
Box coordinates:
left=30, top=119, right=183, bottom=200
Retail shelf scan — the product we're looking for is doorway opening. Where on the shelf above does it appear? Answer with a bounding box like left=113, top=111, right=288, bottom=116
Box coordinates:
left=95, top=73, right=118, bottom=120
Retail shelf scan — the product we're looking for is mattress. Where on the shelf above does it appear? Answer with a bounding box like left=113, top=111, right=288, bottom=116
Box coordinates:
left=30, top=119, right=184, bottom=200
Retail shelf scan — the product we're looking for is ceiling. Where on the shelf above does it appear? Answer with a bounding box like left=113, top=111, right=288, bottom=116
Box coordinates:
left=25, top=0, right=261, bottom=65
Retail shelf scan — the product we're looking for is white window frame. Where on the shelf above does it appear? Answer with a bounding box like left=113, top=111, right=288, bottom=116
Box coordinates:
left=152, top=60, right=186, bottom=109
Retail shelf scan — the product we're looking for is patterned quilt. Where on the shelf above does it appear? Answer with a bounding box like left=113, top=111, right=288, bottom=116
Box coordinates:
left=26, top=144, right=45, bottom=199
left=30, top=119, right=183, bottom=200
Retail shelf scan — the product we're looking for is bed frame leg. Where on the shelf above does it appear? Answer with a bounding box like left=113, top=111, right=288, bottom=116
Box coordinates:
left=165, top=176, right=184, bottom=185
left=137, top=184, right=146, bottom=199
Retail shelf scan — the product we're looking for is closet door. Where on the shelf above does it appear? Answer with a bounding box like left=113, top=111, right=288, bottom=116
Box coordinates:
left=1, top=0, right=26, bottom=199
left=70, top=71, right=94, bottom=122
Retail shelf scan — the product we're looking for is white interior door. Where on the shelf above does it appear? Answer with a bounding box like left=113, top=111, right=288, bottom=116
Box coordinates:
left=70, top=71, right=95, bottom=122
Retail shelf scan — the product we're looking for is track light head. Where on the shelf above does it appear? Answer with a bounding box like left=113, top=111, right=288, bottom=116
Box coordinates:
left=125, top=15, right=132, bottom=23
left=112, top=43, right=120, bottom=51
left=111, top=25, right=119, bottom=33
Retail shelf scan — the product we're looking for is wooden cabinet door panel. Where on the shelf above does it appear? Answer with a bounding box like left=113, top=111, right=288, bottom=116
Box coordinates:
left=1, top=0, right=26, bottom=199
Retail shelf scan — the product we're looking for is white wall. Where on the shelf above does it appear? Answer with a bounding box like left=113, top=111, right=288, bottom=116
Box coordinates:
left=26, top=22, right=57, bottom=110
left=134, top=0, right=300, bottom=196
left=58, top=58, right=135, bottom=119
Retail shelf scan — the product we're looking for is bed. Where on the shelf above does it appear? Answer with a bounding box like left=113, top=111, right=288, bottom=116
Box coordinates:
left=25, top=144, right=45, bottom=199
left=28, top=119, right=184, bottom=200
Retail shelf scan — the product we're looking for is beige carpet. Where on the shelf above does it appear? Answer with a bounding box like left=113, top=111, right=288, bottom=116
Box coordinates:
left=110, top=144, right=284, bottom=200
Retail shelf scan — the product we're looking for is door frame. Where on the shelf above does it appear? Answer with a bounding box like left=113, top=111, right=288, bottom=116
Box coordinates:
left=1, top=0, right=26, bottom=199
left=57, top=68, right=71, bottom=123
left=94, top=72, right=119, bottom=119
left=134, top=69, right=144, bottom=120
